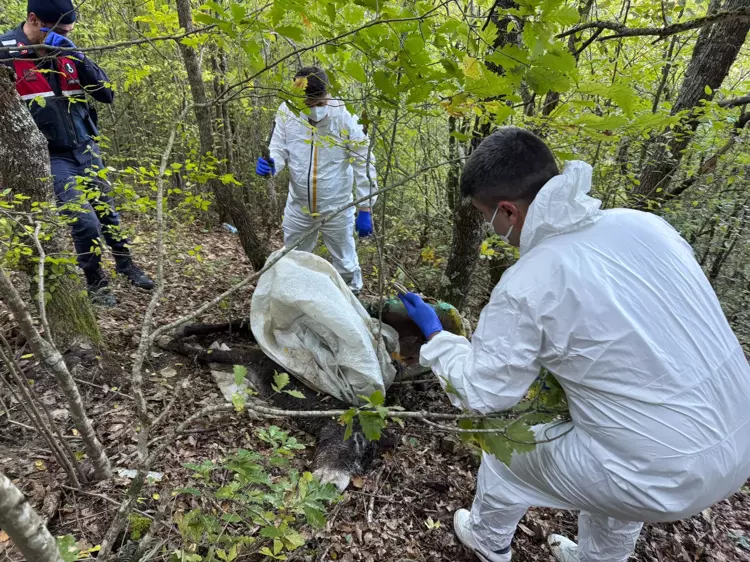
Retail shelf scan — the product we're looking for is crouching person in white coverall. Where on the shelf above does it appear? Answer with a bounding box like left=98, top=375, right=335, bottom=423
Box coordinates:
left=255, top=66, right=377, bottom=294
left=399, top=127, right=750, bottom=562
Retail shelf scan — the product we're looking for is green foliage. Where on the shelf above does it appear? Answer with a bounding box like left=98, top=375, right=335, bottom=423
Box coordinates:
left=458, top=370, right=569, bottom=466
left=230, top=365, right=257, bottom=412
left=338, top=390, right=402, bottom=441
left=55, top=535, right=100, bottom=561
left=171, top=430, right=340, bottom=561
left=128, top=513, right=153, bottom=540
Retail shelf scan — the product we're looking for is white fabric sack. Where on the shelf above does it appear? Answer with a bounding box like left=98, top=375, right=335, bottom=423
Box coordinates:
left=250, top=249, right=398, bottom=405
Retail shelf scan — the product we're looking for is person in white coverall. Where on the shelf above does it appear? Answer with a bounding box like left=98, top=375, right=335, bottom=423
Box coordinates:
left=255, top=66, right=377, bottom=294
left=399, top=127, right=750, bottom=562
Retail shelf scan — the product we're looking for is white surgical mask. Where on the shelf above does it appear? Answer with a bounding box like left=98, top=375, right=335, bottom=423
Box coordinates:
left=308, top=105, right=329, bottom=122
left=485, top=206, right=514, bottom=243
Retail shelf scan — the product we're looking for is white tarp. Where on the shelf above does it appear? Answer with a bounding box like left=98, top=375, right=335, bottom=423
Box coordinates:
left=250, top=249, right=399, bottom=405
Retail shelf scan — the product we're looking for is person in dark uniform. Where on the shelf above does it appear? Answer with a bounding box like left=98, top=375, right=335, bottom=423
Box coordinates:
left=0, top=0, right=153, bottom=306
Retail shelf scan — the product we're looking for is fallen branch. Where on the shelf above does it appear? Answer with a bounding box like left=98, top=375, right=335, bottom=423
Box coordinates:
left=557, top=9, right=750, bottom=40
left=59, top=485, right=153, bottom=520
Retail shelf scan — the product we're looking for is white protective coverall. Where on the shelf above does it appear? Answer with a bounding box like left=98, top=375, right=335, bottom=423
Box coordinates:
left=269, top=100, right=377, bottom=291
left=421, top=161, right=750, bottom=561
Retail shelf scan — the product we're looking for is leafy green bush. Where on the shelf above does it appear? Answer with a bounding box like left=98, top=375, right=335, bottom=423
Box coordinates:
left=169, top=427, right=341, bottom=561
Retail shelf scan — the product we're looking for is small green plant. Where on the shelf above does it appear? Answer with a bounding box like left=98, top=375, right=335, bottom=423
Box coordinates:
left=171, top=427, right=341, bottom=561
left=55, top=535, right=101, bottom=561
left=128, top=513, right=152, bottom=540
left=338, top=390, right=405, bottom=442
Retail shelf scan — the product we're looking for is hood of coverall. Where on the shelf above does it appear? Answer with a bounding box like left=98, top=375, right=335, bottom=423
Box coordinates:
left=519, top=160, right=602, bottom=256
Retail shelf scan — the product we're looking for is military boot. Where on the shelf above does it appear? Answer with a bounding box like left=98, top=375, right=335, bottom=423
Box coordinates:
left=85, top=269, right=117, bottom=307
left=115, top=255, right=154, bottom=290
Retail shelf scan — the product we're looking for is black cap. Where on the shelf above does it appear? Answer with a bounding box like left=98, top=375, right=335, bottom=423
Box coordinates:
left=27, top=0, right=78, bottom=25
left=294, top=66, right=329, bottom=100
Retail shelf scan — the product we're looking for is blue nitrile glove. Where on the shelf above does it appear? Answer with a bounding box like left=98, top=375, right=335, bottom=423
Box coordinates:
left=398, top=292, right=443, bottom=339
left=41, top=28, right=82, bottom=59
left=355, top=210, right=373, bottom=237
left=255, top=156, right=275, bottom=177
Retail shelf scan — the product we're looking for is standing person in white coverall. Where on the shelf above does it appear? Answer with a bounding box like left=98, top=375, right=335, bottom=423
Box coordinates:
left=255, top=66, right=377, bottom=294
left=398, top=127, right=750, bottom=562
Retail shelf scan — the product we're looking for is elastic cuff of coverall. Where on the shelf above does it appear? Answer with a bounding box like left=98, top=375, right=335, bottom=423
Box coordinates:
left=418, top=330, right=464, bottom=367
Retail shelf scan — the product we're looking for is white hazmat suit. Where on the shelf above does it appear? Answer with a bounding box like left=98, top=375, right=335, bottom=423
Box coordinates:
left=421, top=161, right=750, bottom=561
left=269, top=100, right=377, bottom=292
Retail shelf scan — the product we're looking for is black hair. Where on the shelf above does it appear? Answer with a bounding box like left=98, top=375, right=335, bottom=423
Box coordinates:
left=460, top=126, right=560, bottom=205
left=294, top=66, right=329, bottom=100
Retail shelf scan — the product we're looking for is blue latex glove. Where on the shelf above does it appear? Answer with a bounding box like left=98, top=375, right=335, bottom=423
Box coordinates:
left=398, top=292, right=443, bottom=339
left=256, top=156, right=275, bottom=177
left=355, top=210, right=373, bottom=237
left=41, top=28, right=82, bottom=59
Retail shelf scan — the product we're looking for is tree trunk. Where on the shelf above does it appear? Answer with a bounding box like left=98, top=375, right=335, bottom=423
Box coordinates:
left=0, top=470, right=64, bottom=562
left=175, top=0, right=269, bottom=271
left=438, top=2, right=524, bottom=308
left=0, top=68, right=101, bottom=348
left=439, top=196, right=485, bottom=308
left=634, top=0, right=750, bottom=206
left=0, top=266, right=112, bottom=480
left=542, top=0, right=596, bottom=116
left=708, top=202, right=747, bottom=286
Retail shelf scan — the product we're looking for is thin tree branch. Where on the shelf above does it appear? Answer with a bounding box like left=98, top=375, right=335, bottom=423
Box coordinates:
left=718, top=94, right=750, bottom=108
left=557, top=9, right=750, bottom=40
left=31, top=223, right=52, bottom=344
left=573, top=27, right=603, bottom=56
left=0, top=336, right=83, bottom=486
left=0, top=471, right=63, bottom=562
left=0, top=25, right=216, bottom=54
left=131, top=106, right=188, bottom=463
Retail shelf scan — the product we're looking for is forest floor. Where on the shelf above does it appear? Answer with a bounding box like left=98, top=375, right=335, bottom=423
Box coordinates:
left=1, top=222, right=749, bottom=562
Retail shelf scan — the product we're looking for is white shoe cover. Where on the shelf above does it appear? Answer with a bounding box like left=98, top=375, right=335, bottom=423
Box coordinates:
left=548, top=534, right=580, bottom=562
left=454, top=509, right=512, bottom=562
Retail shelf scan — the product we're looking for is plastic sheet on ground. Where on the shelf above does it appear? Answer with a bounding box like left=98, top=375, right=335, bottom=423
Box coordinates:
left=250, top=249, right=399, bottom=406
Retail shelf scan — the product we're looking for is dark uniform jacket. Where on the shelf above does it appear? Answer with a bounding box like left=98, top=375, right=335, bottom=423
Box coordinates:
left=0, top=23, right=113, bottom=158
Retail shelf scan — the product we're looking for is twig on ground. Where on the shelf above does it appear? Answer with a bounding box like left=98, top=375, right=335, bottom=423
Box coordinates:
left=72, top=377, right=133, bottom=400
left=59, top=485, right=153, bottom=519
